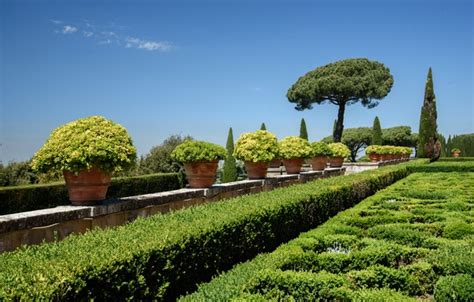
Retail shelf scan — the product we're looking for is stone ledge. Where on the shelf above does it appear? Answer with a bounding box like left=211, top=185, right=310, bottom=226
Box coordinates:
left=0, top=166, right=347, bottom=252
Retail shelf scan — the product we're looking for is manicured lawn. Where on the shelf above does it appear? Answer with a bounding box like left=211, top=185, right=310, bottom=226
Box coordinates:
left=183, top=172, right=474, bottom=301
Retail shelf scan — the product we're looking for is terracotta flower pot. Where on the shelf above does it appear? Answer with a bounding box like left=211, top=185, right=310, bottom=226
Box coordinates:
left=184, top=160, right=219, bottom=188
left=269, top=158, right=282, bottom=168
left=368, top=153, right=380, bottom=162
left=283, top=158, right=304, bottom=174
left=63, top=167, right=111, bottom=206
left=311, top=156, right=328, bottom=171
left=453, top=152, right=461, bottom=158
left=329, top=156, right=344, bottom=168
left=245, top=161, right=269, bottom=179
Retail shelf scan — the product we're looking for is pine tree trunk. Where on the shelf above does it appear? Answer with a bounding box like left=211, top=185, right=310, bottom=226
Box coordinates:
left=333, top=102, right=346, bottom=142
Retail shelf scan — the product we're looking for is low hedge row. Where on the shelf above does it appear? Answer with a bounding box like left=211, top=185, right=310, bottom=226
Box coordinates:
left=0, top=173, right=184, bottom=215
left=438, top=157, right=474, bottom=162
left=0, top=161, right=425, bottom=300
left=183, top=171, right=474, bottom=301
left=409, top=160, right=474, bottom=173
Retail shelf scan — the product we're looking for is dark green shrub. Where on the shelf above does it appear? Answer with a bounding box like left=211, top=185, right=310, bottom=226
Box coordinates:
left=352, top=288, right=417, bottom=301
left=348, top=265, right=420, bottom=295
left=0, top=173, right=183, bottom=215
left=434, top=274, right=474, bottom=302
left=245, top=269, right=352, bottom=301
left=401, top=261, right=437, bottom=294
left=442, top=221, right=474, bottom=239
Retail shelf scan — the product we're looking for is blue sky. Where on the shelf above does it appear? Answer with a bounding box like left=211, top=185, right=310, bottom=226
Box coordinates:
left=1, top=0, right=473, bottom=162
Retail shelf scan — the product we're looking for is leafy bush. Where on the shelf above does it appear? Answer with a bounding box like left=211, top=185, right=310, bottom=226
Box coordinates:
left=278, top=136, right=312, bottom=159
left=0, top=161, right=418, bottom=300
left=451, top=148, right=461, bottom=153
left=328, top=143, right=350, bottom=158
left=434, top=274, right=474, bottom=302
left=0, top=173, right=184, bottom=215
left=245, top=269, right=352, bottom=301
left=310, top=142, right=332, bottom=157
left=31, top=116, right=137, bottom=174
left=233, top=130, right=279, bottom=162
left=137, top=134, right=193, bottom=174
left=171, top=140, right=226, bottom=163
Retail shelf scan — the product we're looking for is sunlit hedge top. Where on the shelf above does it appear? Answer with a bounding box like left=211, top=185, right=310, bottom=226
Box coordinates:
left=365, top=145, right=412, bottom=155
left=234, top=130, right=279, bottom=162
left=310, top=142, right=332, bottom=157
left=31, top=116, right=137, bottom=174
left=278, top=136, right=312, bottom=159
left=328, top=143, right=350, bottom=158
left=171, top=141, right=226, bottom=163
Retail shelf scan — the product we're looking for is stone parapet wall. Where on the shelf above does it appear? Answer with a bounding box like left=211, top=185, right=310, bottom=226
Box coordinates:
left=0, top=168, right=345, bottom=252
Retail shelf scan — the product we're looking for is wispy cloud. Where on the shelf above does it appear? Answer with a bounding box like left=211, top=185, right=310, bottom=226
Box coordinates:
left=125, top=37, right=172, bottom=52
left=50, top=19, right=174, bottom=52
left=62, top=25, right=78, bottom=34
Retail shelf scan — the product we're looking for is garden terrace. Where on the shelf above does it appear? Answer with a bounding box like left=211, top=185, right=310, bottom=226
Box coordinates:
left=0, top=168, right=345, bottom=253
left=0, top=161, right=421, bottom=300
left=183, top=166, right=474, bottom=301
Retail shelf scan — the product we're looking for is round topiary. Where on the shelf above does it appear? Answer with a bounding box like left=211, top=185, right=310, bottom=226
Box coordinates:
left=328, top=143, right=350, bottom=158
left=278, top=136, right=312, bottom=159
left=311, top=142, right=333, bottom=157
left=234, top=130, right=279, bottom=162
left=451, top=148, right=461, bottom=153
left=171, top=140, right=226, bottom=163
left=31, top=116, right=137, bottom=174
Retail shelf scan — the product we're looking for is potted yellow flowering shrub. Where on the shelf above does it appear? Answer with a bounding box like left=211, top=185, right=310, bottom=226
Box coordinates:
left=327, top=143, right=350, bottom=167
left=278, top=136, right=312, bottom=174
left=31, top=116, right=137, bottom=205
left=451, top=148, right=461, bottom=158
left=310, top=142, right=331, bottom=171
left=171, top=140, right=226, bottom=188
left=234, top=130, right=279, bottom=179
left=365, top=145, right=381, bottom=162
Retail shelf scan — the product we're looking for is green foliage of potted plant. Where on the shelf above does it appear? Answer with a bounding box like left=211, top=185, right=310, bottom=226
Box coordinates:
left=451, top=148, right=461, bottom=158
left=327, top=143, right=350, bottom=167
left=278, top=136, right=312, bottom=174
left=171, top=140, right=226, bottom=188
left=365, top=145, right=381, bottom=162
left=234, top=130, right=279, bottom=179
left=31, top=116, right=137, bottom=205
left=310, top=142, right=331, bottom=171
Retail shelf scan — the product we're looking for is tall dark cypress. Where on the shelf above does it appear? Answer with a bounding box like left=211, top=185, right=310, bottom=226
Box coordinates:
left=417, top=68, right=439, bottom=158
left=300, top=118, right=308, bottom=140
left=221, top=127, right=238, bottom=183
left=372, top=116, right=383, bottom=145
left=260, top=123, right=267, bottom=131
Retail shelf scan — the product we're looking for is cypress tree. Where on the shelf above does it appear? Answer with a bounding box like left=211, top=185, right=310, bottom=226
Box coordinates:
left=417, top=68, right=439, bottom=158
left=260, top=123, right=267, bottom=130
left=332, top=119, right=337, bottom=141
left=221, top=127, right=238, bottom=183
left=300, top=118, right=308, bottom=140
left=372, top=116, right=383, bottom=145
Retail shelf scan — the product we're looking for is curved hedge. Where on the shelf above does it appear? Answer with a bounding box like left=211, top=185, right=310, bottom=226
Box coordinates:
left=0, top=173, right=184, bottom=215
left=0, top=161, right=425, bottom=300
left=183, top=171, right=474, bottom=301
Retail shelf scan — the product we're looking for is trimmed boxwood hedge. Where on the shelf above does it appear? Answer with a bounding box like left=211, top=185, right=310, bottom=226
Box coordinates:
left=183, top=170, right=474, bottom=301
left=0, top=161, right=426, bottom=300
left=0, top=173, right=184, bottom=215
